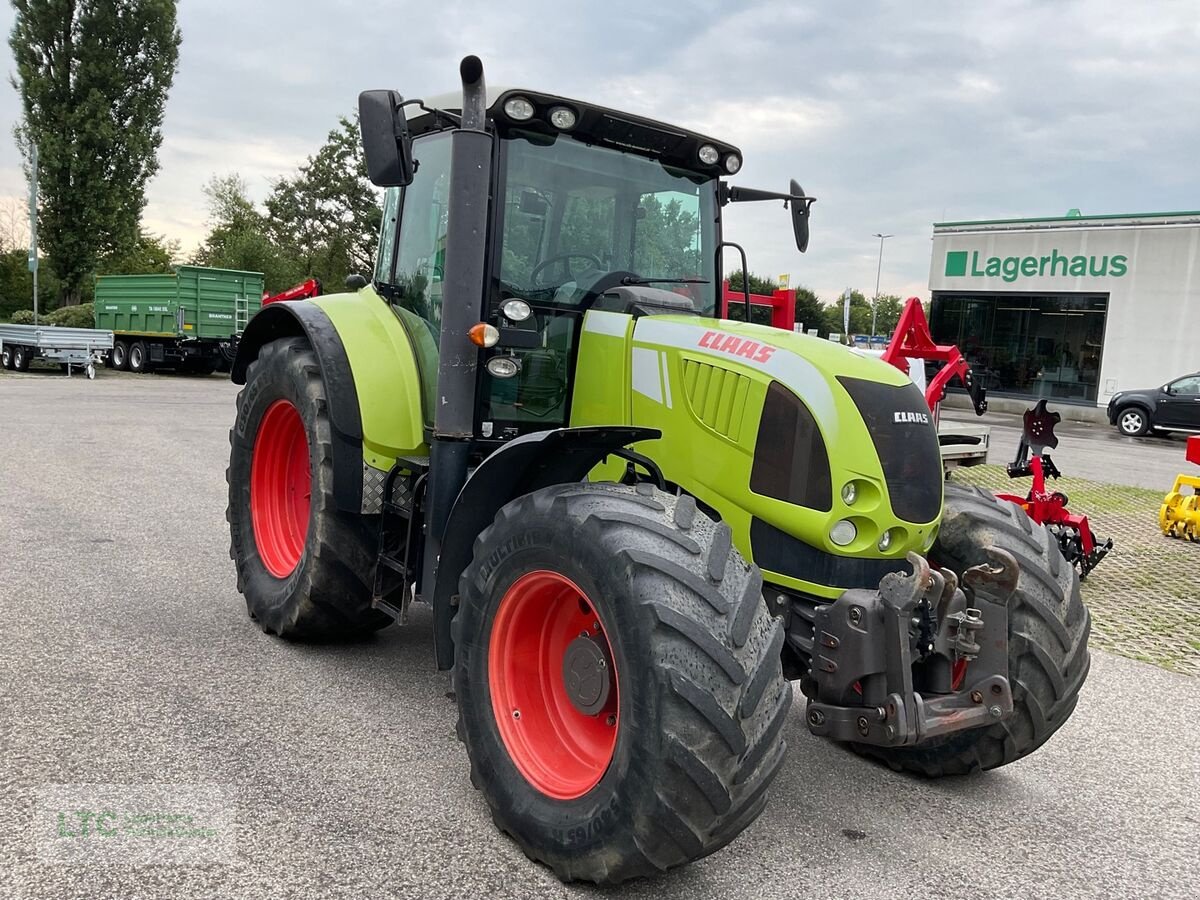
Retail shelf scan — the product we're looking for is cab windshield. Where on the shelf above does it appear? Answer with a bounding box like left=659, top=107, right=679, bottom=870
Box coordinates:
left=496, top=131, right=719, bottom=315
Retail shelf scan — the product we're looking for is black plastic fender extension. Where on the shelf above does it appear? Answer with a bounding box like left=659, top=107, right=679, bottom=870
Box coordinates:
left=429, top=426, right=660, bottom=670
left=231, top=301, right=364, bottom=514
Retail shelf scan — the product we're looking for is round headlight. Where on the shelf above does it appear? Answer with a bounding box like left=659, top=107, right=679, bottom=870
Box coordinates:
left=503, top=96, right=535, bottom=121
left=841, top=482, right=857, bottom=506
left=830, top=519, right=857, bottom=547
left=878, top=529, right=893, bottom=552
left=486, top=356, right=520, bottom=378
left=501, top=298, right=532, bottom=322
left=698, top=144, right=720, bottom=165
left=548, top=106, right=577, bottom=130
left=724, top=154, right=742, bottom=174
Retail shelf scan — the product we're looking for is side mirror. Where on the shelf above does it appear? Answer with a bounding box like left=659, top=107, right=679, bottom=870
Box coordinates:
left=345, top=273, right=369, bottom=290
left=789, top=179, right=812, bottom=253
left=358, top=90, right=414, bottom=187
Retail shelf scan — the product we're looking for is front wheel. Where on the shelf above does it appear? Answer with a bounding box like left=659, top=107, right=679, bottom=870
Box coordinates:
left=453, top=483, right=791, bottom=884
left=854, top=483, right=1090, bottom=775
left=227, top=336, right=389, bottom=639
left=1117, top=407, right=1149, bottom=436
left=111, top=341, right=129, bottom=371
left=1, top=345, right=12, bottom=369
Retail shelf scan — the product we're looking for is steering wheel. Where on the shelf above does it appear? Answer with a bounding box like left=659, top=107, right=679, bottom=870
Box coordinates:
left=530, top=253, right=604, bottom=286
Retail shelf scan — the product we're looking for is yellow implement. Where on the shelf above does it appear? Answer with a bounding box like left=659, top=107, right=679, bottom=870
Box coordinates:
left=1160, top=476, right=1200, bottom=539
left=1161, top=436, right=1200, bottom=539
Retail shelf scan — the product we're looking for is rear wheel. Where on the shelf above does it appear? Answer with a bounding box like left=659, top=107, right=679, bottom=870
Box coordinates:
left=453, top=483, right=791, bottom=884
left=227, top=336, right=389, bottom=639
left=128, top=341, right=149, bottom=373
left=14, top=345, right=31, bottom=371
left=1117, top=406, right=1149, bottom=436
left=854, top=483, right=1090, bottom=775
left=111, top=341, right=129, bottom=371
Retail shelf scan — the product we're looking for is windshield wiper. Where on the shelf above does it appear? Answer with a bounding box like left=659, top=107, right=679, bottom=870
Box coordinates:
left=620, top=277, right=710, bottom=286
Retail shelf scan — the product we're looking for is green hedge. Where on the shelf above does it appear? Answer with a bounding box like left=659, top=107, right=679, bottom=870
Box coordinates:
left=8, top=304, right=95, bottom=327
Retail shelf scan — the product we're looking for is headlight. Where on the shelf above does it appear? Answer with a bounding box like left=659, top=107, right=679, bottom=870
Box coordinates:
left=830, top=519, right=857, bottom=547
left=548, top=106, right=577, bottom=130
left=698, top=144, right=720, bottom=165
left=486, top=356, right=520, bottom=378
left=724, top=154, right=742, bottom=174
left=841, top=483, right=857, bottom=506
left=503, top=96, right=535, bottom=121
left=501, top=298, right=532, bottom=322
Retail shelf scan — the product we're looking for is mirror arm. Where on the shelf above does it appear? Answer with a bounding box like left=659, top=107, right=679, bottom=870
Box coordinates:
left=720, top=183, right=816, bottom=208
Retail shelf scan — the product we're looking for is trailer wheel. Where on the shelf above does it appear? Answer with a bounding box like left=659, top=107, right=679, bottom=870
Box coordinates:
left=227, top=336, right=390, bottom=639
left=14, top=345, right=31, bottom=371
left=128, top=341, right=149, bottom=373
left=453, top=483, right=790, bottom=884
left=852, top=483, right=1090, bottom=775
left=111, top=341, right=129, bottom=371
left=1, top=345, right=12, bottom=369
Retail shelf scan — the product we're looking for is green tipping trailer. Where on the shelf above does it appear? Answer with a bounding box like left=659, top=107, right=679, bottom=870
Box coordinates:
left=94, top=265, right=265, bottom=374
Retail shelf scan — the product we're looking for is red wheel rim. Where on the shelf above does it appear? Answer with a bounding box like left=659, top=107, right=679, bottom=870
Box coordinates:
left=250, top=399, right=311, bottom=578
left=488, top=571, right=619, bottom=800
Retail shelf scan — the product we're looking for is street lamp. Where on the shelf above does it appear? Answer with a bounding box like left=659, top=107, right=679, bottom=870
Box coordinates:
left=871, top=232, right=893, bottom=341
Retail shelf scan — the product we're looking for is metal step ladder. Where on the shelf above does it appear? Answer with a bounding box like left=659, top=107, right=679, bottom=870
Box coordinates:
left=234, top=296, right=250, bottom=334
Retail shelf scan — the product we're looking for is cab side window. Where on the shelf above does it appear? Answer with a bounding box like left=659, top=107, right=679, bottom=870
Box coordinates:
left=1170, top=376, right=1200, bottom=396
left=393, top=133, right=454, bottom=328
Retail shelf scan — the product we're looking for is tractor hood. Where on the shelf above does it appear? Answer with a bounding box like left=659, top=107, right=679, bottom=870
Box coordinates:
left=575, top=311, right=944, bottom=598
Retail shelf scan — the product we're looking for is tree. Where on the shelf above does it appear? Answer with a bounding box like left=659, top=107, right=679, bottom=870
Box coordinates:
left=264, top=117, right=381, bottom=288
left=99, top=231, right=180, bottom=275
left=726, top=270, right=778, bottom=296
left=192, top=175, right=301, bottom=292
left=871, top=293, right=906, bottom=337
left=792, top=286, right=827, bottom=334
left=9, top=0, right=181, bottom=305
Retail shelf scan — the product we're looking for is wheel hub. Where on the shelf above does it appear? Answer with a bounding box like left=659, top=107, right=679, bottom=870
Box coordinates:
left=562, top=634, right=612, bottom=715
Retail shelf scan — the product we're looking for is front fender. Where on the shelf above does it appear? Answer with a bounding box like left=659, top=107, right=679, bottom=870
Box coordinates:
left=431, top=425, right=660, bottom=669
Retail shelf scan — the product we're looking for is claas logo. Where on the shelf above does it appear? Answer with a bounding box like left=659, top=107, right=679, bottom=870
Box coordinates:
left=697, top=330, right=776, bottom=364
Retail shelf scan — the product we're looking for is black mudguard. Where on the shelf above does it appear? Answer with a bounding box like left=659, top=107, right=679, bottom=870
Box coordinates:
left=431, top=426, right=660, bottom=669
left=231, top=302, right=364, bottom=514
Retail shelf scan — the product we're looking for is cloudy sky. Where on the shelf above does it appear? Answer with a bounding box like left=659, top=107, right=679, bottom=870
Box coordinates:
left=1, top=0, right=1198, bottom=303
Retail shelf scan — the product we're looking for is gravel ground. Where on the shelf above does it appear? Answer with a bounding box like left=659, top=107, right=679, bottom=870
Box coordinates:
left=1, top=368, right=1197, bottom=899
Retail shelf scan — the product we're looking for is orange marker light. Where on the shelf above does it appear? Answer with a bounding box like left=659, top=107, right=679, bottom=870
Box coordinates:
left=469, top=323, right=500, bottom=348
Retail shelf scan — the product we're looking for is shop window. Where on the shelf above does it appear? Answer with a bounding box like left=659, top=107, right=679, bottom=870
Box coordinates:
left=929, top=292, right=1108, bottom=402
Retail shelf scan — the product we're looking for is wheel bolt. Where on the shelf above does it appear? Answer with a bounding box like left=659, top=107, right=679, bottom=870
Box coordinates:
left=512, top=709, right=521, bottom=720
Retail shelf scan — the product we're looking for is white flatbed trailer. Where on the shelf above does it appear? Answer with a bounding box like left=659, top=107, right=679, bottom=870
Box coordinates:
left=0, top=323, right=114, bottom=379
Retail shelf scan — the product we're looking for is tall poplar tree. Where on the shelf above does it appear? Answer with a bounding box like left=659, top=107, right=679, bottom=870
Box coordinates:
left=9, top=0, right=181, bottom=304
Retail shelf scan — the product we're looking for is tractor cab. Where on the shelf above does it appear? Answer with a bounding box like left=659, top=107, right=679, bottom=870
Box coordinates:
left=366, top=81, right=812, bottom=436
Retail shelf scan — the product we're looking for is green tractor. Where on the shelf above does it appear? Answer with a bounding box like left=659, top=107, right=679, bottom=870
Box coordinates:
left=228, top=57, right=1090, bottom=883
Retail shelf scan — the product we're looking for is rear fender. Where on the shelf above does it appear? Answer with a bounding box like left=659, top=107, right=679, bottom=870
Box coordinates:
left=431, top=426, right=659, bottom=669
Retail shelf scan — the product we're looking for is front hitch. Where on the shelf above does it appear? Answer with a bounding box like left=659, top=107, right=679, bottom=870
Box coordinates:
left=805, top=550, right=1017, bottom=747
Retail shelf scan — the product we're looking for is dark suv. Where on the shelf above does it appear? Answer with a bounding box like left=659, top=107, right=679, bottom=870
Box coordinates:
left=1107, top=373, right=1200, bottom=436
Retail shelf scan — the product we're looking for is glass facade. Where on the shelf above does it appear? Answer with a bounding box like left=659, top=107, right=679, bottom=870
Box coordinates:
left=930, top=292, right=1109, bottom=403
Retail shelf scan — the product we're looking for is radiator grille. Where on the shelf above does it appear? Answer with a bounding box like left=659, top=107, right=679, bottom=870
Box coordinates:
left=681, top=360, right=750, bottom=440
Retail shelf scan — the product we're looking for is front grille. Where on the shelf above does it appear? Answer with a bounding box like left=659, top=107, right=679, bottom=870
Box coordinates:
left=837, top=376, right=942, bottom=523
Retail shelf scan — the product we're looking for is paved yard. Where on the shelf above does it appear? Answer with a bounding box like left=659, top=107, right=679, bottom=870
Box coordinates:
left=1, top=370, right=1197, bottom=899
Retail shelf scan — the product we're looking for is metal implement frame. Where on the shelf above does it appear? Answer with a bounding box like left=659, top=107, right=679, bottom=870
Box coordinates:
left=0, top=324, right=113, bottom=378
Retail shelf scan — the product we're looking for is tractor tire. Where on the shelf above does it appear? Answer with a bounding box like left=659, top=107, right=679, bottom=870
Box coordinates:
left=128, top=341, right=149, bottom=374
left=227, top=336, right=390, bottom=639
left=453, top=482, right=791, bottom=884
left=111, top=341, right=129, bottom=371
left=1, top=345, right=13, bottom=369
left=853, top=482, right=1090, bottom=775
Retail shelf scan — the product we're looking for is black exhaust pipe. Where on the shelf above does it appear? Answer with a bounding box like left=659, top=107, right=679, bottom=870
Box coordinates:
left=425, top=55, right=495, bottom=667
